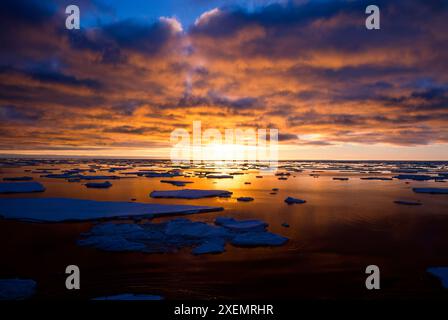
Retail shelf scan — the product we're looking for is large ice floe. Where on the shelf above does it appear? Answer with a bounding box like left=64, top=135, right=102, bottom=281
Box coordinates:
left=413, top=188, right=448, bottom=194
left=92, top=293, right=163, bottom=300
left=150, top=189, right=232, bottom=199
left=0, top=198, right=223, bottom=222
left=77, top=217, right=288, bottom=254
left=0, top=279, right=36, bottom=300
left=0, top=181, right=45, bottom=193
left=427, top=267, right=448, bottom=288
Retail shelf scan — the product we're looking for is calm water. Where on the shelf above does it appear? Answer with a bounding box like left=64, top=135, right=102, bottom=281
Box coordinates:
left=1, top=159, right=448, bottom=299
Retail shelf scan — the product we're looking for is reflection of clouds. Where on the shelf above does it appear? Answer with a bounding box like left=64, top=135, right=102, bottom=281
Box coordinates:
left=0, top=0, right=447, bottom=157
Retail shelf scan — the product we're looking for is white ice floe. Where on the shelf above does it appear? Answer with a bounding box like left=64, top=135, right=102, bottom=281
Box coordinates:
left=427, top=267, right=448, bottom=288
left=413, top=188, right=448, bottom=194
left=0, top=198, right=223, bottom=222
left=284, top=197, right=306, bottom=204
left=0, top=182, right=45, bottom=194
left=231, top=232, right=288, bottom=247
left=78, top=217, right=288, bottom=254
left=92, top=293, right=163, bottom=300
left=0, top=279, right=36, bottom=300
left=150, top=189, right=232, bottom=199
left=394, top=200, right=422, bottom=206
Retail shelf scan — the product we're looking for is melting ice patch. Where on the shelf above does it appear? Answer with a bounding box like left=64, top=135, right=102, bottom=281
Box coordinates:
left=77, top=217, right=288, bottom=254
left=0, top=198, right=223, bottom=222
left=0, top=182, right=45, bottom=193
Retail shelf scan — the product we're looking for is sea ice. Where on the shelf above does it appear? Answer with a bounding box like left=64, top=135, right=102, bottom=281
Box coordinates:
left=394, top=200, right=422, bottom=206
left=284, top=197, right=306, bottom=204
left=78, top=217, right=288, bottom=254
left=393, top=175, right=434, bottom=181
left=0, top=198, right=223, bottom=222
left=237, top=197, right=254, bottom=202
left=160, top=180, right=193, bottom=187
left=215, top=217, right=267, bottom=232
left=413, top=188, right=448, bottom=194
left=191, top=238, right=226, bottom=255
left=427, top=267, right=448, bottom=288
left=0, top=182, right=45, bottom=193
left=2, top=176, right=33, bottom=181
left=361, top=177, right=393, bottom=181
left=85, top=181, right=112, bottom=188
left=150, top=189, right=232, bottom=199
left=0, top=279, right=36, bottom=300
left=206, top=174, right=233, bottom=179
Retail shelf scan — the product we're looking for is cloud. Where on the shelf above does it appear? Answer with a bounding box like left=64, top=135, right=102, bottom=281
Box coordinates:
left=0, top=0, right=447, bottom=155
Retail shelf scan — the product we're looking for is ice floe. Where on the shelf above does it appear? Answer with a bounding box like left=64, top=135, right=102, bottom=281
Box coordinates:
left=333, top=177, right=349, bottom=181
left=284, top=197, right=306, bottom=204
left=0, top=182, right=45, bottom=194
left=413, top=188, right=448, bottom=194
left=206, top=174, right=233, bottom=179
left=92, top=293, right=163, bottom=300
left=394, top=200, right=422, bottom=206
left=0, top=279, right=36, bottom=300
left=160, top=180, right=193, bottom=187
left=85, top=181, right=112, bottom=188
left=0, top=198, right=223, bottom=222
left=237, top=197, right=254, bottom=202
left=360, top=177, right=393, bottom=181
left=2, top=176, right=33, bottom=181
left=393, top=174, right=434, bottom=181
left=150, top=189, right=232, bottom=199
left=77, top=217, right=288, bottom=254
left=427, top=267, right=448, bottom=288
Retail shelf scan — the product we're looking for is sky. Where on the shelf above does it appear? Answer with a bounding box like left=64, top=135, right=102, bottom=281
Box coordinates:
left=0, top=0, right=448, bottom=160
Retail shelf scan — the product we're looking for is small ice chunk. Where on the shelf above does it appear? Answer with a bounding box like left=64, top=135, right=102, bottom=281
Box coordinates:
left=92, top=293, right=163, bottom=300
left=160, top=180, right=193, bottom=187
left=284, top=197, right=306, bottom=204
left=0, top=279, right=36, bottom=300
left=206, top=174, right=233, bottom=179
left=333, top=177, right=349, bottom=181
left=237, top=197, right=254, bottom=202
left=192, top=238, right=226, bottom=255
left=361, top=177, right=393, bottom=181
left=231, top=232, right=288, bottom=247
left=85, top=181, right=112, bottom=188
left=427, top=267, right=448, bottom=288
left=394, top=200, right=422, bottom=206
left=215, top=217, right=267, bottom=232
left=413, top=188, right=448, bottom=194
left=2, top=176, right=33, bottom=181
left=150, top=189, right=232, bottom=199
left=0, top=182, right=45, bottom=194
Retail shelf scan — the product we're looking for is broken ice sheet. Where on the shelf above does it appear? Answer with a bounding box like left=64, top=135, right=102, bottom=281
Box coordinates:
left=77, top=217, right=288, bottom=255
